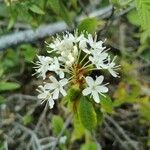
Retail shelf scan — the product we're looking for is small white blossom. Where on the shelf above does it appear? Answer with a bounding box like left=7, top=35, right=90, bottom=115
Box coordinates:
left=34, top=56, right=53, bottom=79
left=89, top=51, right=108, bottom=69
left=47, top=37, right=62, bottom=52
left=45, top=76, right=68, bottom=99
left=63, top=32, right=84, bottom=43
left=79, top=38, right=90, bottom=54
left=87, top=34, right=106, bottom=51
left=59, top=136, right=67, bottom=144
left=37, top=85, right=55, bottom=109
left=34, top=31, right=120, bottom=109
left=103, top=56, right=120, bottom=77
left=59, top=45, right=78, bottom=66
left=82, top=76, right=108, bottom=103
left=49, top=57, right=64, bottom=78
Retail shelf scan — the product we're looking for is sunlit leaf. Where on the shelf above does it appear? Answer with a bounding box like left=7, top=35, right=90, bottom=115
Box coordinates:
left=29, top=4, right=45, bottom=15
left=127, top=9, right=140, bottom=26
left=71, top=114, right=85, bottom=141
left=78, top=96, right=97, bottom=131
left=80, top=142, right=99, bottom=150
left=100, top=95, right=113, bottom=114
left=0, top=96, right=5, bottom=105
left=0, top=82, right=20, bottom=91
left=78, top=18, right=98, bottom=34
left=22, top=115, right=33, bottom=125
left=51, top=115, right=64, bottom=135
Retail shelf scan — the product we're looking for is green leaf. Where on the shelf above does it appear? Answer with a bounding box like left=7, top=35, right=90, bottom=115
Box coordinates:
left=78, top=96, right=97, bottom=131
left=0, top=96, right=5, bottom=105
left=135, top=0, right=150, bottom=30
left=140, top=29, right=150, bottom=44
left=48, top=0, right=72, bottom=25
left=71, top=0, right=77, bottom=9
left=0, top=65, right=4, bottom=78
left=110, top=0, right=120, bottom=7
left=78, top=18, right=98, bottom=34
left=48, top=0, right=60, bottom=14
left=95, top=108, right=103, bottom=125
left=2, top=49, right=19, bottom=69
left=127, top=9, right=140, bottom=26
left=7, top=18, right=15, bottom=30
left=21, top=45, right=37, bottom=62
left=100, top=95, right=113, bottom=114
left=29, top=4, right=45, bottom=15
left=22, top=115, right=33, bottom=125
left=0, top=82, right=20, bottom=91
left=80, top=142, right=99, bottom=150
left=135, top=0, right=150, bottom=44
left=141, top=49, right=150, bottom=61
left=72, top=114, right=85, bottom=141
left=52, top=115, right=64, bottom=135
left=66, top=85, right=81, bottom=102
left=113, top=81, right=141, bottom=107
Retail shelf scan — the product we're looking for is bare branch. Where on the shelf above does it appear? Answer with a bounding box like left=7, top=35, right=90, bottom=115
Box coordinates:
left=104, top=120, right=129, bottom=150
left=0, top=6, right=113, bottom=51
left=105, top=115, right=139, bottom=150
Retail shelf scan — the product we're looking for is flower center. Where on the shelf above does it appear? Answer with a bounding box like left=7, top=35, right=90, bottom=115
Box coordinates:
left=70, top=64, right=87, bottom=86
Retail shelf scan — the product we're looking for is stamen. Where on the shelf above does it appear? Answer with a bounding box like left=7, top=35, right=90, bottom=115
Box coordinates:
left=79, top=53, right=89, bottom=64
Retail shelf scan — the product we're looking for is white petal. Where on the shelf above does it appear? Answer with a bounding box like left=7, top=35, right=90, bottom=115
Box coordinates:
left=85, top=76, right=94, bottom=86
left=48, top=98, right=55, bottom=109
left=45, top=83, right=56, bottom=90
left=53, top=89, right=59, bottom=99
left=59, top=71, right=64, bottom=78
left=38, top=92, right=47, bottom=99
left=95, top=76, right=104, bottom=85
left=49, top=76, right=58, bottom=83
left=92, top=90, right=100, bottom=103
left=59, top=78, right=68, bottom=86
left=109, top=68, right=118, bottom=77
left=82, top=87, right=91, bottom=96
left=60, top=88, right=67, bottom=96
left=96, top=86, right=108, bottom=93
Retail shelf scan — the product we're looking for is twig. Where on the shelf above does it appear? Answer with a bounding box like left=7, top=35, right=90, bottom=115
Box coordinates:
left=91, top=131, right=102, bottom=150
left=27, top=103, right=49, bottom=149
left=35, top=102, right=48, bottom=132
left=14, top=122, right=42, bottom=150
left=104, top=120, right=129, bottom=150
left=7, top=94, right=38, bottom=101
left=0, top=22, right=67, bottom=51
left=0, top=6, right=113, bottom=51
left=105, top=115, right=139, bottom=150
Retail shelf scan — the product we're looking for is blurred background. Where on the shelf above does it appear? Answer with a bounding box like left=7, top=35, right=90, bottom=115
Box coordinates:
left=0, top=0, right=150, bottom=149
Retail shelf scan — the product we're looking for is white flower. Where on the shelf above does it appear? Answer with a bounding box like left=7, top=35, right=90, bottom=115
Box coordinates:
left=34, top=56, right=53, bottom=79
left=45, top=76, right=68, bottom=99
left=79, top=39, right=91, bottom=54
left=49, top=57, right=64, bottom=78
left=59, top=45, right=78, bottom=66
left=37, top=85, right=55, bottom=109
left=103, top=56, right=120, bottom=77
left=87, top=34, right=105, bottom=51
left=34, top=31, right=120, bottom=109
left=82, top=76, right=108, bottom=103
left=63, top=32, right=84, bottom=43
left=47, top=37, right=62, bottom=52
left=59, top=136, right=67, bottom=144
left=89, top=51, right=108, bottom=69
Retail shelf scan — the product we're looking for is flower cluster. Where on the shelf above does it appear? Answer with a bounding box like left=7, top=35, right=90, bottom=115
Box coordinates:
left=34, top=31, right=120, bottom=109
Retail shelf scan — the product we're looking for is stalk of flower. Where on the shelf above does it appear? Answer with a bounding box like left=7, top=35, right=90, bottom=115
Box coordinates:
left=34, top=31, right=120, bottom=109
